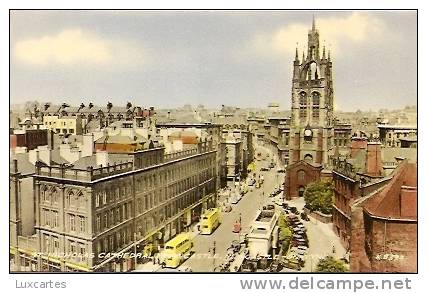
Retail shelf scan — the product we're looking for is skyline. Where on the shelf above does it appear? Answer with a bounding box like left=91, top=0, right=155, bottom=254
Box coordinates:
left=10, top=10, right=417, bottom=111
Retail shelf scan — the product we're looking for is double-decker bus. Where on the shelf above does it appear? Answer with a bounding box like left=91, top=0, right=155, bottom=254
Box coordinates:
left=200, top=208, right=221, bottom=235
left=159, top=233, right=193, bottom=268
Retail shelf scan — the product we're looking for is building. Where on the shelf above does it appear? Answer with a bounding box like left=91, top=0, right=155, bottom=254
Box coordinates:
left=247, top=207, right=279, bottom=259
left=10, top=140, right=217, bottom=272
left=264, top=117, right=291, bottom=166
left=378, top=124, right=417, bottom=148
left=359, top=161, right=417, bottom=272
left=289, top=18, right=334, bottom=165
left=43, top=115, right=83, bottom=135
left=223, top=138, right=242, bottom=183
left=284, top=160, right=323, bottom=200
left=10, top=129, right=49, bottom=151
left=332, top=138, right=387, bottom=250
left=333, top=122, right=352, bottom=148
left=156, top=122, right=226, bottom=188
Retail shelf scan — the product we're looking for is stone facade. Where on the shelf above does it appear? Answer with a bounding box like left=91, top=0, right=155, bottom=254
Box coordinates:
left=289, top=18, right=334, bottom=166
left=11, top=141, right=217, bottom=272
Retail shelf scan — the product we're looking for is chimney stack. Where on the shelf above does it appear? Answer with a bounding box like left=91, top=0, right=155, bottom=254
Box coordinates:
left=366, top=142, right=382, bottom=177
left=350, top=137, right=367, bottom=158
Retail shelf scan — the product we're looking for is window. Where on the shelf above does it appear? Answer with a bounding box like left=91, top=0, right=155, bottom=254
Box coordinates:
left=79, top=244, right=86, bottom=260
left=53, top=211, right=58, bottom=228
left=102, top=191, right=107, bottom=205
left=79, top=216, right=86, bottom=233
left=44, top=235, right=50, bottom=253
left=69, top=215, right=76, bottom=232
left=95, top=193, right=100, bottom=207
left=297, top=170, right=306, bottom=182
left=53, top=237, right=59, bottom=254
left=103, top=213, right=108, bottom=229
left=70, top=129, right=74, bottom=134
left=70, top=241, right=77, bottom=256
left=67, top=191, right=73, bottom=208
left=96, top=215, right=101, bottom=232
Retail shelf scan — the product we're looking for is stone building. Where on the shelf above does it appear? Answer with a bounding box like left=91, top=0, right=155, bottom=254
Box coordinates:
left=10, top=140, right=217, bottom=272
left=378, top=124, right=417, bottom=148
left=289, top=18, right=334, bottom=165
left=223, top=138, right=242, bottom=182
left=264, top=117, right=291, bottom=167
left=333, top=122, right=352, bottom=148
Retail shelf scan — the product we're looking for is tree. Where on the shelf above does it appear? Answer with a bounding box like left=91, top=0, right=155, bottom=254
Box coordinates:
left=304, top=180, right=333, bottom=214
left=278, top=215, right=292, bottom=252
left=316, top=256, right=347, bottom=272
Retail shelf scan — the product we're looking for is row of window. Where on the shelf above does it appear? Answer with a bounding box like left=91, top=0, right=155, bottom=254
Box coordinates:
left=96, top=202, right=132, bottom=233
left=42, top=234, right=86, bottom=262
left=41, top=187, right=85, bottom=210
left=96, top=225, right=132, bottom=257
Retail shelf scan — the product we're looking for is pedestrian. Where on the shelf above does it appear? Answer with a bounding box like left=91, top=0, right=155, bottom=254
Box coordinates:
left=332, top=245, right=336, bottom=254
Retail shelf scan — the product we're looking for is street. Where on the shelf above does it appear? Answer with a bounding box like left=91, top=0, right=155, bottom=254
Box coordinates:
left=184, top=159, right=278, bottom=271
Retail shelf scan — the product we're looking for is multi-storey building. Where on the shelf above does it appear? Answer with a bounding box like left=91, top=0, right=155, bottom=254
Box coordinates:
left=378, top=124, right=417, bottom=148
left=10, top=140, right=217, bottom=272
left=223, top=138, right=242, bottom=183
left=264, top=117, right=291, bottom=166
left=43, top=115, right=83, bottom=135
left=333, top=122, right=352, bottom=148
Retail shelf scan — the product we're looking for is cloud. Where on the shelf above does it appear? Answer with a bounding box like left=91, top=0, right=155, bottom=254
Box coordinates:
left=13, top=29, right=144, bottom=67
left=251, top=12, right=385, bottom=58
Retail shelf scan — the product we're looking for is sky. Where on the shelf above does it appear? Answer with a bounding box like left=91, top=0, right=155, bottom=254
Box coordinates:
left=10, top=10, right=417, bottom=111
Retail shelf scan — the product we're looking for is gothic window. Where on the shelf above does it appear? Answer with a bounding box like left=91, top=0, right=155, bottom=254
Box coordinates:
left=312, top=92, right=320, bottom=105
left=297, top=170, right=306, bottom=182
left=299, top=91, right=307, bottom=105
left=304, top=154, right=313, bottom=163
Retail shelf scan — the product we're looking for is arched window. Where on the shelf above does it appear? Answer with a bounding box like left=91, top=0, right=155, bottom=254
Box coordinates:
left=312, top=92, right=320, bottom=121
left=297, top=170, right=306, bottom=182
left=304, top=154, right=313, bottom=163
left=310, top=62, right=318, bottom=79
left=299, top=91, right=307, bottom=106
left=67, top=190, right=74, bottom=207
left=299, top=92, right=307, bottom=120
left=312, top=92, right=320, bottom=105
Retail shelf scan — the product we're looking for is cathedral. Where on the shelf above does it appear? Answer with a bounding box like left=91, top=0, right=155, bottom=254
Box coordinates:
left=285, top=18, right=335, bottom=199
left=290, top=18, right=334, bottom=165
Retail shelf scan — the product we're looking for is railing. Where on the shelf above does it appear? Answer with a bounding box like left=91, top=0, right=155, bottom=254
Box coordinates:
left=36, top=161, right=134, bottom=182
left=17, top=235, right=38, bottom=252
left=164, top=148, right=198, bottom=162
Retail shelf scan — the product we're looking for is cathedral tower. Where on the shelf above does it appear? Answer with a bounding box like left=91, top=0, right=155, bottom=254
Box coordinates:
left=289, top=17, right=334, bottom=165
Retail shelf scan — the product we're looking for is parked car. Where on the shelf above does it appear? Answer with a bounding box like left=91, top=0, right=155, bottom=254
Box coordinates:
left=301, top=212, right=310, bottom=221
left=282, top=257, right=301, bottom=271
left=277, top=168, right=286, bottom=173
left=260, top=167, right=269, bottom=172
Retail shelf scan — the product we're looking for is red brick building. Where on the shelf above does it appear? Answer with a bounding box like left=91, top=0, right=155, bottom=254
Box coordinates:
left=360, top=161, right=417, bottom=272
left=332, top=138, right=387, bottom=249
left=284, top=160, right=322, bottom=200
left=10, top=129, right=48, bottom=151
left=332, top=136, right=417, bottom=272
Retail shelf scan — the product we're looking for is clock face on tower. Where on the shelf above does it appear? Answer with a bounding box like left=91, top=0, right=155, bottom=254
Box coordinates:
left=304, top=129, right=312, bottom=137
